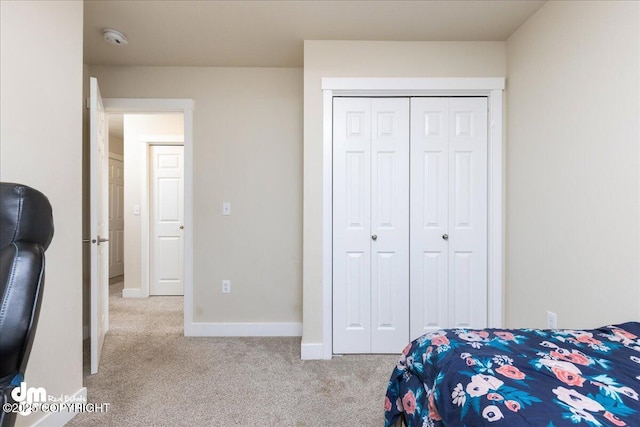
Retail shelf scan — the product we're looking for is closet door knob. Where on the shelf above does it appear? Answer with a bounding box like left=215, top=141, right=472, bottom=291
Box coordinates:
left=371, top=235, right=378, bottom=241
left=442, top=234, right=449, bottom=241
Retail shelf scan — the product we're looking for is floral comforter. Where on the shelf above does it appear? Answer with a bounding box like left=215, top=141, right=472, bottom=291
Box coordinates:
left=385, top=323, right=640, bottom=426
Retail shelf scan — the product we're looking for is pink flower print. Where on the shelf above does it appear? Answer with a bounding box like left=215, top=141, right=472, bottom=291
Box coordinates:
left=505, top=400, right=521, bottom=412
left=495, top=331, right=515, bottom=341
left=551, top=367, right=585, bottom=387
left=496, top=365, right=526, bottom=380
left=428, top=393, right=442, bottom=421
left=431, top=335, right=450, bottom=347
left=384, top=396, right=392, bottom=412
left=604, top=411, right=627, bottom=426
left=402, top=391, right=417, bottom=415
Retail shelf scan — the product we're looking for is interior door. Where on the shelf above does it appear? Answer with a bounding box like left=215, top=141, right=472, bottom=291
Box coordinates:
left=90, top=77, right=109, bottom=374
left=410, top=97, right=488, bottom=340
left=333, top=97, right=409, bottom=354
left=370, top=99, right=409, bottom=353
left=149, top=145, right=184, bottom=296
left=108, top=157, right=124, bottom=278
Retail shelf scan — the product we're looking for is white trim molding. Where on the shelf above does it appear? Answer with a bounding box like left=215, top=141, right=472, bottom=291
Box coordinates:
left=301, top=343, right=325, bottom=360
left=102, top=98, right=195, bottom=337
left=31, top=387, right=87, bottom=427
left=121, top=287, right=145, bottom=298
left=317, top=77, right=505, bottom=360
left=189, top=323, right=302, bottom=337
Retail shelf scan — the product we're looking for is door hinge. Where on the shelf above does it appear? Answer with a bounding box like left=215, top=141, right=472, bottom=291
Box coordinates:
left=85, top=98, right=90, bottom=109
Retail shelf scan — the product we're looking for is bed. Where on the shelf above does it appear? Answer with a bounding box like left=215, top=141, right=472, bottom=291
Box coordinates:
left=385, top=322, right=640, bottom=426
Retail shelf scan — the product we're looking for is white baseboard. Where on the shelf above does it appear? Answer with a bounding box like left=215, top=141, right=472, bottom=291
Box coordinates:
left=301, top=342, right=328, bottom=360
left=82, top=325, right=89, bottom=340
left=31, top=387, right=87, bottom=427
left=122, top=288, right=145, bottom=298
left=187, top=322, right=302, bottom=337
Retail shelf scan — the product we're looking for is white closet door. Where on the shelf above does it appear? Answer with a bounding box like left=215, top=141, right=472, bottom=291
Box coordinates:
left=333, top=98, right=372, bottom=353
left=333, top=97, right=409, bottom=354
left=410, top=98, right=488, bottom=340
left=370, top=98, right=409, bottom=353
left=448, top=97, right=487, bottom=329
left=410, top=98, right=450, bottom=337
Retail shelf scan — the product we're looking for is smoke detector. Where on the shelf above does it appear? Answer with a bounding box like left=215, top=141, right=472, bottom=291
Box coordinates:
left=103, top=29, right=128, bottom=46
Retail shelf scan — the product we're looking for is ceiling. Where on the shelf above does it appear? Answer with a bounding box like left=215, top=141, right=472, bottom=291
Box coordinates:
left=84, top=0, right=545, bottom=68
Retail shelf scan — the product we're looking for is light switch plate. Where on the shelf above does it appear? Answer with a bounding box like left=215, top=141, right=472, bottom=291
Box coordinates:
left=222, top=202, right=231, bottom=216
left=134, top=205, right=140, bottom=215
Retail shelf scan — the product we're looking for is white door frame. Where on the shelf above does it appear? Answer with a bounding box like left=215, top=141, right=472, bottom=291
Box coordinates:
left=140, top=136, right=184, bottom=297
left=321, top=78, right=505, bottom=360
left=102, top=98, right=195, bottom=335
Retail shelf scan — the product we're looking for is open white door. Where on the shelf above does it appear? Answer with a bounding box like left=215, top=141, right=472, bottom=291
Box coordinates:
left=90, top=77, right=109, bottom=374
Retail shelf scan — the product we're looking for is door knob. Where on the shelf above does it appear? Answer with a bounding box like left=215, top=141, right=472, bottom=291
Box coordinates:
left=94, top=236, right=109, bottom=245
left=179, top=225, right=184, bottom=229
left=371, top=235, right=378, bottom=241
left=442, top=234, right=449, bottom=241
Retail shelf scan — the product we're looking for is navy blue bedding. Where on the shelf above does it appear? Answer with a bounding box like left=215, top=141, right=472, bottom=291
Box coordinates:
left=385, top=323, right=640, bottom=426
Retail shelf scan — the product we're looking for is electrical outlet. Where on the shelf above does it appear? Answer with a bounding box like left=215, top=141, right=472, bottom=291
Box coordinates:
left=222, top=280, right=231, bottom=294
left=546, top=311, right=557, bottom=329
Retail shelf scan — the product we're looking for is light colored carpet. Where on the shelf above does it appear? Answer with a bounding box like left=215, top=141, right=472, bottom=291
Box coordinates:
left=68, top=279, right=399, bottom=426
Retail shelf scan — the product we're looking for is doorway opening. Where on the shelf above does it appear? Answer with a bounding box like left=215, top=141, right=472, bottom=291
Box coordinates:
left=84, top=93, right=194, bottom=374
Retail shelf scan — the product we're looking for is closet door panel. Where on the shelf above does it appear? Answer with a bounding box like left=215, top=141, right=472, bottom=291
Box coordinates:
left=410, top=98, right=450, bottom=340
left=448, top=98, right=488, bottom=328
left=333, top=98, right=372, bottom=353
left=371, top=98, right=409, bottom=353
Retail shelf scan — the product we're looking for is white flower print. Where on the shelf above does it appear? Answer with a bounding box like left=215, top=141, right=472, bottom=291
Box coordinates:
left=451, top=383, right=466, bottom=407
left=482, top=405, right=504, bottom=422
left=466, top=377, right=489, bottom=397
left=569, top=407, right=598, bottom=423
left=614, top=385, right=639, bottom=401
left=539, top=358, right=582, bottom=374
left=492, top=355, right=513, bottom=366
left=406, top=356, right=414, bottom=368
left=459, top=332, right=484, bottom=342
left=553, top=387, right=605, bottom=412
left=540, top=341, right=560, bottom=349
left=468, top=342, right=483, bottom=349
left=466, top=374, right=504, bottom=397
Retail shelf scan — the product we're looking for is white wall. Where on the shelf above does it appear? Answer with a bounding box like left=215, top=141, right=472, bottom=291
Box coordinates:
left=122, top=114, right=184, bottom=293
left=302, top=41, right=506, bottom=346
left=506, top=1, right=640, bottom=328
left=90, top=66, right=303, bottom=326
left=0, top=1, right=84, bottom=426
left=109, top=134, right=124, bottom=157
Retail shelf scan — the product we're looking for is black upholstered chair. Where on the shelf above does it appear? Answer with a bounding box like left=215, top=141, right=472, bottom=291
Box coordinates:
left=0, top=183, right=53, bottom=427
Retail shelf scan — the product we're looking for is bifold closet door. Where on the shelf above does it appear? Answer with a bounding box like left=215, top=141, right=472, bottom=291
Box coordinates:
left=410, top=97, right=488, bottom=340
left=333, top=97, right=410, bottom=354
